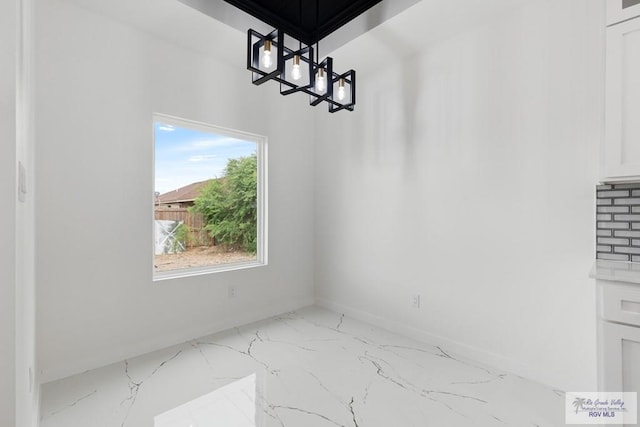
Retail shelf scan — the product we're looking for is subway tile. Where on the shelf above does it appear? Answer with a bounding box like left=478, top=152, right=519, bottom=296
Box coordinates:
left=594, top=184, right=640, bottom=262
left=614, top=198, right=640, bottom=205
left=598, top=206, right=629, bottom=213
left=598, top=253, right=630, bottom=261
left=598, top=222, right=630, bottom=229
left=614, top=230, right=640, bottom=238
left=612, top=183, right=640, bottom=189
left=598, top=190, right=629, bottom=198
left=614, top=214, right=640, bottom=221
left=615, top=246, right=640, bottom=254
left=598, top=237, right=629, bottom=245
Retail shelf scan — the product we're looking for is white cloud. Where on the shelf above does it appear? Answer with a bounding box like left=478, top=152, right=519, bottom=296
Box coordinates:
left=158, top=125, right=175, bottom=132
left=188, top=154, right=217, bottom=162
left=186, top=137, right=244, bottom=150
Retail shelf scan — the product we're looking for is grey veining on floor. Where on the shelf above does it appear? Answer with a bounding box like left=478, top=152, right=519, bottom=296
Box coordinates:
left=40, top=307, right=565, bottom=426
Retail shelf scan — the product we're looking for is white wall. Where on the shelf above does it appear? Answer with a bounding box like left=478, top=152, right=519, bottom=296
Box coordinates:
left=0, top=0, right=18, bottom=424
left=36, top=0, right=316, bottom=382
left=315, top=0, right=603, bottom=391
left=35, top=0, right=605, bottom=394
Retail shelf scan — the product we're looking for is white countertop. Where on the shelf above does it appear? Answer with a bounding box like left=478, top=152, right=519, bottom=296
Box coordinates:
left=590, top=260, right=640, bottom=285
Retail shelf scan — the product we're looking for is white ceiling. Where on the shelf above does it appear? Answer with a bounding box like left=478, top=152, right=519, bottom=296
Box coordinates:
left=60, top=0, right=529, bottom=72
left=61, top=0, right=246, bottom=65
left=329, top=0, right=530, bottom=71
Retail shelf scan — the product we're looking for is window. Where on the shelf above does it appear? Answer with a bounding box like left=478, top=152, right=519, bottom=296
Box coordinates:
left=624, top=0, right=640, bottom=9
left=153, top=114, right=267, bottom=280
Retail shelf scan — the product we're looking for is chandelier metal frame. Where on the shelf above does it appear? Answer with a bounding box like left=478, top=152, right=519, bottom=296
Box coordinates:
left=247, top=29, right=356, bottom=113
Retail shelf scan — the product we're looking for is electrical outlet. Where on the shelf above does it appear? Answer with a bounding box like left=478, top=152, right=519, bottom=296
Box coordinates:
left=411, top=294, right=421, bottom=309
left=228, top=285, right=237, bottom=298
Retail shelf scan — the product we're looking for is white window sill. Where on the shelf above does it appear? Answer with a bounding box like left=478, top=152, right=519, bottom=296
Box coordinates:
left=153, top=259, right=267, bottom=282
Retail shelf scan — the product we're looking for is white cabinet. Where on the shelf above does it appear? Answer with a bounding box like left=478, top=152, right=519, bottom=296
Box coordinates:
left=607, top=0, right=640, bottom=26
left=603, top=17, right=640, bottom=182
left=599, top=322, right=640, bottom=390
left=597, top=280, right=640, bottom=426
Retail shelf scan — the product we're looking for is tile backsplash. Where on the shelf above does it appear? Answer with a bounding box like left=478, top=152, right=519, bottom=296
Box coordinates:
left=596, top=183, right=640, bottom=262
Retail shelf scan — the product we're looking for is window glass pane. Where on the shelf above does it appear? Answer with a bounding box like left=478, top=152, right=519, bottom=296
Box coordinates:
left=154, top=116, right=265, bottom=278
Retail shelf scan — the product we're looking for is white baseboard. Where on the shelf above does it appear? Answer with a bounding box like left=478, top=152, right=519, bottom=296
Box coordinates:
left=315, top=297, right=564, bottom=391
left=41, top=296, right=315, bottom=384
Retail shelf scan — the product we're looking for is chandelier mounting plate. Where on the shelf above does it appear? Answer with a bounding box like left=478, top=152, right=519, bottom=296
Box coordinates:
left=224, top=0, right=383, bottom=45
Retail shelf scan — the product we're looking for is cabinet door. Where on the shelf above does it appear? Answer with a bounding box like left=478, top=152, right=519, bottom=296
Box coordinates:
left=600, top=322, right=640, bottom=426
left=604, top=18, right=640, bottom=181
left=608, top=0, right=640, bottom=26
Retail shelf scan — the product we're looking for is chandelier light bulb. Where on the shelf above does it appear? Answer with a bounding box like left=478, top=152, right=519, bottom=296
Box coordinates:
left=262, top=40, right=272, bottom=68
left=337, top=78, right=346, bottom=101
left=291, top=55, right=302, bottom=80
left=316, top=68, right=326, bottom=92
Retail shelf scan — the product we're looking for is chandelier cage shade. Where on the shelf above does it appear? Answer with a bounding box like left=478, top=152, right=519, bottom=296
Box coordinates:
left=247, top=29, right=356, bottom=113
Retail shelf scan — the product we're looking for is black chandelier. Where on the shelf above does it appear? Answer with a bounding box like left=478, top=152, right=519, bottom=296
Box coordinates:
left=247, top=28, right=356, bottom=113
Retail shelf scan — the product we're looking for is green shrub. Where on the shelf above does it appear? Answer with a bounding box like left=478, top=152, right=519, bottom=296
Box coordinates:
left=192, top=154, right=257, bottom=253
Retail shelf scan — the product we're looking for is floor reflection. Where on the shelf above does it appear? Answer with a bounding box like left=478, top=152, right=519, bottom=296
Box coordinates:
left=154, top=374, right=259, bottom=427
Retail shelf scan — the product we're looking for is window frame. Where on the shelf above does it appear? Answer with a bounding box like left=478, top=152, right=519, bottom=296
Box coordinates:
left=152, top=113, right=268, bottom=281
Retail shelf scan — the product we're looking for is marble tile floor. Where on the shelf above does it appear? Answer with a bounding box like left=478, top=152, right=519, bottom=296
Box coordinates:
left=40, top=306, right=567, bottom=427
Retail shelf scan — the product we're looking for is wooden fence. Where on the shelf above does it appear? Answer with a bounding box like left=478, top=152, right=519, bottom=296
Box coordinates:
left=154, top=207, right=214, bottom=247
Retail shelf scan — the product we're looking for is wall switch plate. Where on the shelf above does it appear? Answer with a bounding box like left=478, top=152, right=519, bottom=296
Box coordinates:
left=411, top=294, right=421, bottom=309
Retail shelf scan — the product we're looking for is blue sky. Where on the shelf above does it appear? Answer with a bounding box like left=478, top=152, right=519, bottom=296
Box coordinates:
left=154, top=121, right=256, bottom=194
